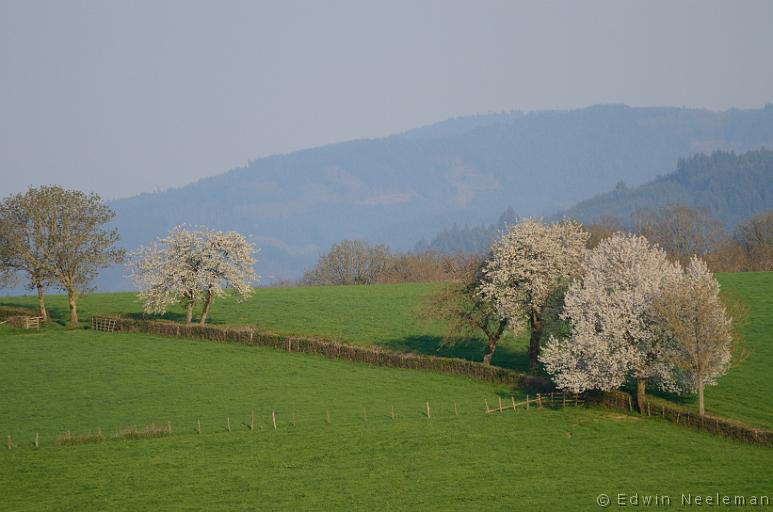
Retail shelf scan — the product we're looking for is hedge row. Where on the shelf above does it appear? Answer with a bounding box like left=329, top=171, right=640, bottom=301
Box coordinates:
left=112, top=318, right=553, bottom=392
left=589, top=390, right=773, bottom=448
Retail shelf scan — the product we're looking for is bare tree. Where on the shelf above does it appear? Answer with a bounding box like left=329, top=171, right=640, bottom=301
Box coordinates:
left=655, top=257, right=737, bottom=416
left=44, top=188, right=124, bottom=325
left=302, top=240, right=391, bottom=285
left=634, top=204, right=726, bottom=266
left=480, top=219, right=589, bottom=370
left=734, top=210, right=773, bottom=271
left=583, top=216, right=626, bottom=249
left=417, top=259, right=507, bottom=365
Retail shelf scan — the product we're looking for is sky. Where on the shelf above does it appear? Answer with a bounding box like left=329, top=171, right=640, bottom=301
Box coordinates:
left=1, top=0, right=772, bottom=200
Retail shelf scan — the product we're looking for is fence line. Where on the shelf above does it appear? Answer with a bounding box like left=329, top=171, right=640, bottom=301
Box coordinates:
left=483, top=392, right=585, bottom=414
left=92, top=318, right=771, bottom=448
left=4, top=398, right=538, bottom=451
left=589, top=390, right=773, bottom=448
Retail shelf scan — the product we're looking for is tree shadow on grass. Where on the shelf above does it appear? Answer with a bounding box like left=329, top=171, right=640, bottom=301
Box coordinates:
left=375, top=335, right=531, bottom=373
left=124, top=311, right=189, bottom=323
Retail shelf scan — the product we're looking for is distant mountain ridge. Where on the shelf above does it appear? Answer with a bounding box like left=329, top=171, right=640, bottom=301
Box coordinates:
left=103, top=103, right=773, bottom=289
left=559, top=148, right=773, bottom=227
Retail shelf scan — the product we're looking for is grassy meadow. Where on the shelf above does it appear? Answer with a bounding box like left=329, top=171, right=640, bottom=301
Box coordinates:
left=1, top=282, right=531, bottom=369
left=1, top=327, right=771, bottom=510
left=2, top=272, right=771, bottom=427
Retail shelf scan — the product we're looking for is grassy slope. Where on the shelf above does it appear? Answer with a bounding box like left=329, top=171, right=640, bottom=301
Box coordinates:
left=1, top=328, right=771, bottom=511
left=703, top=273, right=773, bottom=428
left=0, top=283, right=531, bottom=369
left=2, top=272, right=771, bottom=427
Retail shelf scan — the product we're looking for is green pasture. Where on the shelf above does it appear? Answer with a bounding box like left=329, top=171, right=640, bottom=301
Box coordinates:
left=2, top=272, right=771, bottom=428
left=1, top=328, right=771, bottom=511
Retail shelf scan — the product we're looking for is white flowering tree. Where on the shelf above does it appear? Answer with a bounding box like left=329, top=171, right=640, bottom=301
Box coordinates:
left=480, top=219, right=589, bottom=370
left=655, top=257, right=734, bottom=416
left=540, top=233, right=682, bottom=411
left=130, top=226, right=258, bottom=324
left=197, top=230, right=258, bottom=324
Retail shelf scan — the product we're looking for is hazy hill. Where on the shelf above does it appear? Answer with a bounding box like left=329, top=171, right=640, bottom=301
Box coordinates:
left=104, top=104, right=773, bottom=288
left=559, top=148, right=773, bottom=227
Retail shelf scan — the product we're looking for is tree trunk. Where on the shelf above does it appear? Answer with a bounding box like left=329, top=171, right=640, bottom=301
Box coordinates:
left=697, top=379, right=705, bottom=417
left=67, top=287, right=78, bottom=326
left=185, top=300, right=194, bottom=324
left=199, top=290, right=213, bottom=325
left=36, top=284, right=48, bottom=321
left=636, top=377, right=647, bottom=414
left=528, top=312, right=543, bottom=371
left=482, top=336, right=498, bottom=366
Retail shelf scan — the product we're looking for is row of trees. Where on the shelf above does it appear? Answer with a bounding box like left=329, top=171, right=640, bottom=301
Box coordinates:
left=0, top=186, right=124, bottom=324
left=587, top=205, right=773, bottom=271
left=0, top=186, right=260, bottom=327
left=302, top=239, right=477, bottom=286
left=421, top=218, right=741, bottom=416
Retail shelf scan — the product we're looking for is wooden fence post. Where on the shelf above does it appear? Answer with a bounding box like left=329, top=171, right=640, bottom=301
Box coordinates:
left=454, top=401, right=459, bottom=417
left=7, top=434, right=12, bottom=449
left=226, top=417, right=231, bottom=432
left=485, top=399, right=490, bottom=413
left=272, top=411, right=277, bottom=430
left=526, top=394, right=530, bottom=412
left=425, top=402, right=431, bottom=419
left=498, top=397, right=503, bottom=413
left=34, top=432, right=39, bottom=449
left=511, top=396, right=516, bottom=412
left=390, top=406, right=395, bottom=420
left=197, top=418, right=201, bottom=434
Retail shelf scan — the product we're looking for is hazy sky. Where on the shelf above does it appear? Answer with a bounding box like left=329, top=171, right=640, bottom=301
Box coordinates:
left=1, top=0, right=772, bottom=199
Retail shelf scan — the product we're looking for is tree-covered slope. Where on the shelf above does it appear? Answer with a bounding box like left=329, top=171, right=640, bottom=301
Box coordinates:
left=105, top=104, right=773, bottom=286
left=560, top=148, right=773, bottom=227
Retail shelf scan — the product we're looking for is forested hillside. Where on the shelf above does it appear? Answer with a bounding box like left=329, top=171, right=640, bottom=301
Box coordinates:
left=560, top=148, right=773, bottom=227
left=104, top=104, right=773, bottom=286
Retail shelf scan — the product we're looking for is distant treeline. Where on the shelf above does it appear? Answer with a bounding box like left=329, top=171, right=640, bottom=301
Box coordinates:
left=414, top=207, right=518, bottom=255
left=304, top=206, right=773, bottom=286
left=302, top=240, right=479, bottom=286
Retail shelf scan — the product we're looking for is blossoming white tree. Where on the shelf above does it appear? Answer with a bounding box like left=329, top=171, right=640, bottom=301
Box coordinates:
left=130, top=226, right=258, bottom=324
left=540, top=233, right=682, bottom=411
left=655, top=257, right=734, bottom=416
left=480, top=219, right=589, bottom=370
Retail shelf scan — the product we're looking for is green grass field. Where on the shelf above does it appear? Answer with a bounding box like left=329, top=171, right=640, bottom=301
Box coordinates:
left=2, top=272, right=771, bottom=428
left=1, top=327, right=771, bottom=511
left=1, top=282, right=531, bottom=369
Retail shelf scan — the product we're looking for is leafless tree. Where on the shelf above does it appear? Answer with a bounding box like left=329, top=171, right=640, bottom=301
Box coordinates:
left=734, top=210, right=773, bottom=271
left=302, top=240, right=392, bottom=285
left=633, top=204, right=726, bottom=266
left=417, top=257, right=507, bottom=365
